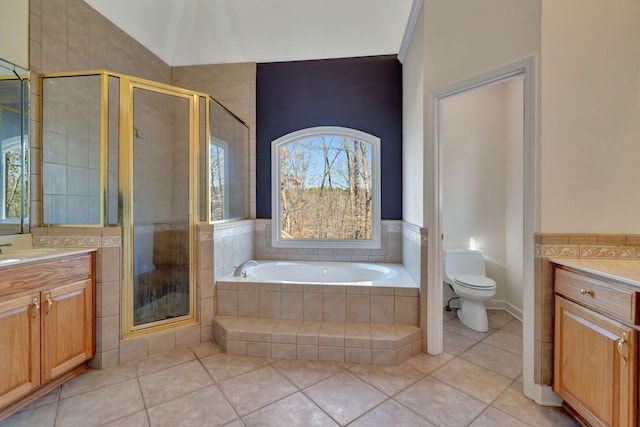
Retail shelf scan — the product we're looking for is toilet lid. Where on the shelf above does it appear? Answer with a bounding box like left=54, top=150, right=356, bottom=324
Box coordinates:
left=454, top=274, right=496, bottom=290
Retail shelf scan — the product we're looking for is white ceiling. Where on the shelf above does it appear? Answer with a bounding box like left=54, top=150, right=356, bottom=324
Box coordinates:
left=83, top=0, right=414, bottom=66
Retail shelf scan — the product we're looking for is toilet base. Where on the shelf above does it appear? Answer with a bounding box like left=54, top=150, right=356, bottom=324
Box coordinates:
left=457, top=299, right=489, bottom=332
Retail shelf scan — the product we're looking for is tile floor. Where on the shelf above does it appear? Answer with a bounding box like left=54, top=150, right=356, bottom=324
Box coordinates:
left=1, top=310, right=578, bottom=427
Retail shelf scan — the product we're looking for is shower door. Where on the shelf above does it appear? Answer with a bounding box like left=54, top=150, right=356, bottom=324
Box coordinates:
left=121, top=81, right=198, bottom=334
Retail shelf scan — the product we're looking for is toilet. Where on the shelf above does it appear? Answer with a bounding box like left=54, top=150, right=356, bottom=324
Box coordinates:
left=443, top=248, right=496, bottom=332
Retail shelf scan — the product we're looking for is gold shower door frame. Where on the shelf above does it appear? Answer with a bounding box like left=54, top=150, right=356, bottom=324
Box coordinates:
left=120, top=76, right=205, bottom=338
left=40, top=70, right=212, bottom=338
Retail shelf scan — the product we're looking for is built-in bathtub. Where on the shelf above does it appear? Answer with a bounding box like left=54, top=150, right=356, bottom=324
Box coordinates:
left=214, top=260, right=422, bottom=364
left=215, top=260, right=419, bottom=324
left=226, top=260, right=417, bottom=287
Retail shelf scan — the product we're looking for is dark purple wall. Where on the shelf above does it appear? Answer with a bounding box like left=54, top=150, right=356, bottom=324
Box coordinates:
left=256, top=55, right=403, bottom=219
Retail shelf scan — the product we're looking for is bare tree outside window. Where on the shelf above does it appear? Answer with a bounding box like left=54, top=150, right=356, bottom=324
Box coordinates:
left=272, top=127, right=380, bottom=248
left=210, top=142, right=226, bottom=221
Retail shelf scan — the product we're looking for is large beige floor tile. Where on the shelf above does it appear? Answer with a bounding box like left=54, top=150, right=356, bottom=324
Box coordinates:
left=147, top=385, right=238, bottom=427
left=101, top=411, right=150, bottom=427
left=135, top=348, right=197, bottom=377
left=487, top=310, right=515, bottom=329
left=349, top=362, right=426, bottom=395
left=443, top=330, right=478, bottom=356
left=444, top=318, right=495, bottom=342
left=469, top=407, right=528, bottom=427
left=482, top=329, right=523, bottom=356
left=200, top=353, right=269, bottom=382
left=432, top=358, right=513, bottom=404
left=501, top=319, right=523, bottom=337
left=242, top=392, right=338, bottom=427
left=0, top=402, right=57, bottom=427
left=493, top=383, right=579, bottom=427
left=395, top=377, right=486, bottom=427
left=190, top=341, right=223, bottom=359
left=460, top=343, right=522, bottom=379
left=349, top=400, right=435, bottom=427
left=403, top=352, right=454, bottom=374
left=139, top=360, right=213, bottom=408
left=272, top=359, right=346, bottom=389
left=55, top=378, right=144, bottom=427
left=219, top=366, right=297, bottom=416
left=304, top=372, right=387, bottom=425
left=60, top=365, right=137, bottom=399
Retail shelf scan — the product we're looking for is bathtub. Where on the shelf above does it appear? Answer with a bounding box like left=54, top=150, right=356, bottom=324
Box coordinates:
left=222, top=260, right=418, bottom=288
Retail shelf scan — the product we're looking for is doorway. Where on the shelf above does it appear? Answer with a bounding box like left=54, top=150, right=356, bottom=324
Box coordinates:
left=427, top=57, right=539, bottom=401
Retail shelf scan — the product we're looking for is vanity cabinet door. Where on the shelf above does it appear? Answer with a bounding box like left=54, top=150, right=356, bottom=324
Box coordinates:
left=41, top=279, right=94, bottom=383
left=0, top=293, right=41, bottom=409
left=554, top=296, right=637, bottom=427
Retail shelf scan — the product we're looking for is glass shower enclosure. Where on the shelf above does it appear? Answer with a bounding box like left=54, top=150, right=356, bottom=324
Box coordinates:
left=41, top=71, right=249, bottom=337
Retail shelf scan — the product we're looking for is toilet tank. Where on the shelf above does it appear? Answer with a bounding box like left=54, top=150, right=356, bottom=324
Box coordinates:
left=443, top=249, right=486, bottom=283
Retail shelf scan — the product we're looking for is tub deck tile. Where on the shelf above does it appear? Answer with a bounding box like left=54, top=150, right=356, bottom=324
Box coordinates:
left=213, top=316, right=421, bottom=366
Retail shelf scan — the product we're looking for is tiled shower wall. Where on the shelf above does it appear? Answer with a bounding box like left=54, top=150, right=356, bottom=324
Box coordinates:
left=29, top=0, right=172, bottom=226
left=533, top=233, right=640, bottom=385
left=171, top=64, right=257, bottom=218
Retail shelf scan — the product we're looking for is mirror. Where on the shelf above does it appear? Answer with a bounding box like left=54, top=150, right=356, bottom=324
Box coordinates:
left=0, top=57, right=29, bottom=234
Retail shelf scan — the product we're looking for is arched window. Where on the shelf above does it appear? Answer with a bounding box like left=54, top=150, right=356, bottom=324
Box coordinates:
left=271, top=126, right=381, bottom=248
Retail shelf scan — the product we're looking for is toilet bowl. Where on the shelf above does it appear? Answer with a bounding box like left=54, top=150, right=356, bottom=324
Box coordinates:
left=444, top=249, right=496, bottom=332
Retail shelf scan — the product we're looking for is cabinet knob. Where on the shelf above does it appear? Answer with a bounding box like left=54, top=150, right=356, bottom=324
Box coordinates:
left=580, top=288, right=593, bottom=296
left=46, top=294, right=53, bottom=317
left=32, top=298, right=40, bottom=323
left=617, top=332, right=629, bottom=367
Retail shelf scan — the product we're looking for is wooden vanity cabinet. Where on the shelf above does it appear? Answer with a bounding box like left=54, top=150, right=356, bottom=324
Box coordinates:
left=0, top=252, right=95, bottom=419
left=554, top=265, right=639, bottom=427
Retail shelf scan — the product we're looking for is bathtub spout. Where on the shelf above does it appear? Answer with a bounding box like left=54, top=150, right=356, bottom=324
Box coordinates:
left=234, top=260, right=258, bottom=277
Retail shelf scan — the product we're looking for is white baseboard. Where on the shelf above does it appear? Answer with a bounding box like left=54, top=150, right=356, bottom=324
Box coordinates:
left=442, top=298, right=523, bottom=322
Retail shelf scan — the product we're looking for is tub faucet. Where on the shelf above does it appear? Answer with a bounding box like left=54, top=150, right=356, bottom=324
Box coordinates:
left=234, top=260, right=258, bottom=277
left=0, top=243, right=11, bottom=254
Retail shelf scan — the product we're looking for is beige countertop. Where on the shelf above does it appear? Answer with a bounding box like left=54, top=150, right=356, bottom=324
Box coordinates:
left=0, top=247, right=96, bottom=269
left=551, top=258, right=640, bottom=287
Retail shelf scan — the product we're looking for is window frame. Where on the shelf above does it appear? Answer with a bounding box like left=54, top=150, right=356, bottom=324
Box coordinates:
left=271, top=126, right=381, bottom=249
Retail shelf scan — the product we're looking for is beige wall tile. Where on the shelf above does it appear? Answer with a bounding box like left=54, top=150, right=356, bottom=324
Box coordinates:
left=319, top=346, right=345, bottom=363
left=100, top=247, right=120, bottom=283
left=272, top=343, right=296, bottom=359
left=100, top=280, right=120, bottom=317
left=319, top=322, right=345, bottom=347
left=281, top=292, right=303, bottom=320
left=394, top=296, right=418, bottom=325
left=297, top=321, right=321, bottom=345
left=323, top=294, right=346, bottom=322
left=119, top=338, right=148, bottom=364
left=200, top=297, right=214, bottom=327
left=200, top=325, right=213, bottom=342
left=345, top=347, right=372, bottom=364
left=147, top=331, right=176, bottom=356
left=217, top=289, right=238, bottom=316
left=176, top=325, right=201, bottom=348
left=370, top=296, right=394, bottom=324
left=98, top=315, right=120, bottom=352
left=297, top=345, right=318, bottom=360
left=259, top=291, right=282, bottom=319
left=346, top=294, right=370, bottom=323
left=372, top=349, right=396, bottom=365
left=237, top=290, right=259, bottom=317
left=247, top=342, right=271, bottom=358
left=226, top=340, right=247, bottom=356
left=272, top=320, right=301, bottom=344
left=303, top=293, right=323, bottom=321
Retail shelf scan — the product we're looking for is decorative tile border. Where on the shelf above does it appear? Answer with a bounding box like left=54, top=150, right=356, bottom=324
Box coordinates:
left=535, top=234, right=640, bottom=260
left=33, top=235, right=102, bottom=248
left=101, top=236, right=121, bottom=247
